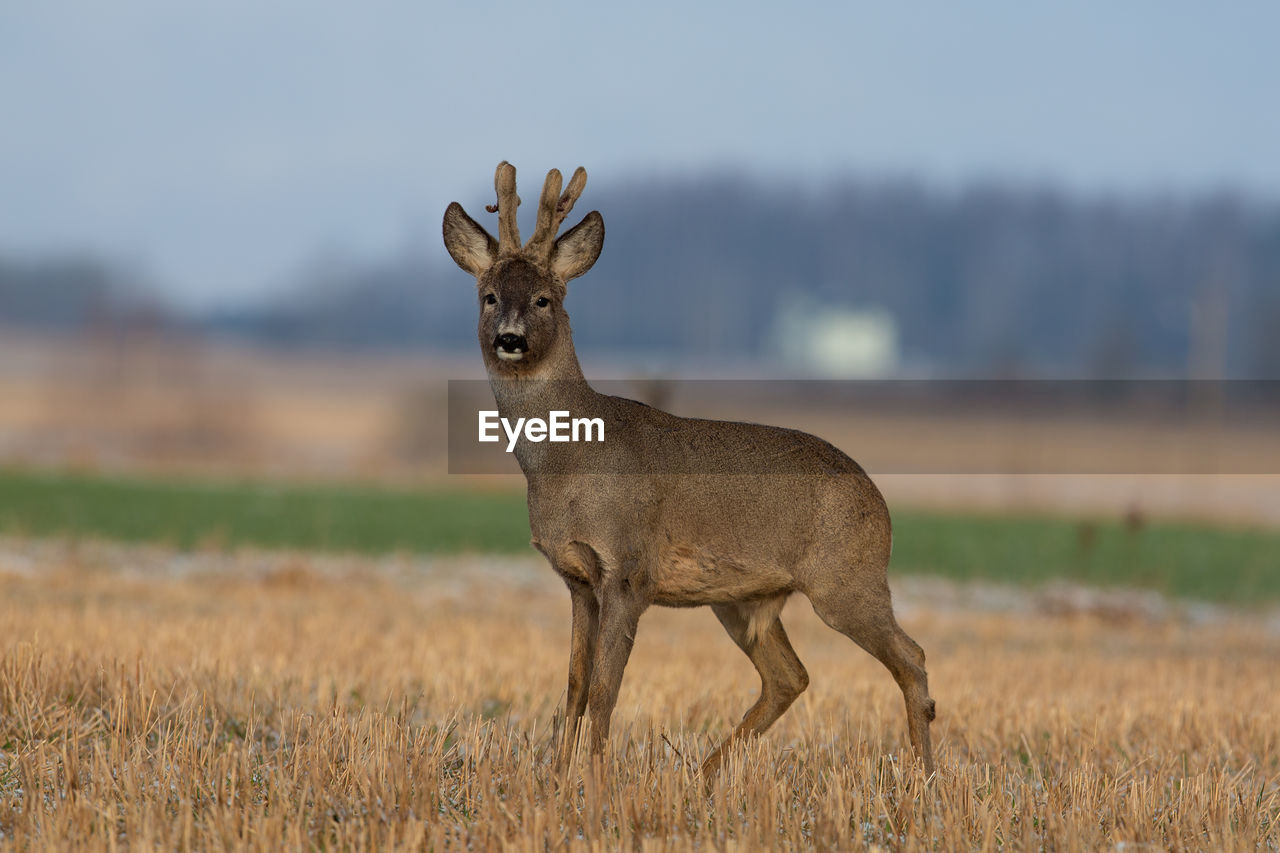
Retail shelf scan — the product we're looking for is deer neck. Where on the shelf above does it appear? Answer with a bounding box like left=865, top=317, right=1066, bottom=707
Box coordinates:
left=486, top=331, right=600, bottom=475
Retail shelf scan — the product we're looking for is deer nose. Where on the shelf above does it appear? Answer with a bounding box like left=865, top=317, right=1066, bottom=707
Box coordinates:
left=494, top=333, right=527, bottom=353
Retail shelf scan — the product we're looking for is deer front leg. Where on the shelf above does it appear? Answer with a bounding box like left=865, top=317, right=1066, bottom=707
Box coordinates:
left=558, top=581, right=599, bottom=769
left=585, top=584, right=646, bottom=756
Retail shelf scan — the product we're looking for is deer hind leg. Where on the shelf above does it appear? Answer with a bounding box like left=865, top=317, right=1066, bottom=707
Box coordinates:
left=700, top=596, right=809, bottom=777
left=806, top=581, right=936, bottom=776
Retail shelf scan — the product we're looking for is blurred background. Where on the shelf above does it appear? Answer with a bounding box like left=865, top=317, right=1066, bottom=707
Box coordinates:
left=6, top=9, right=1280, bottom=843
left=2, top=1, right=1279, bottom=522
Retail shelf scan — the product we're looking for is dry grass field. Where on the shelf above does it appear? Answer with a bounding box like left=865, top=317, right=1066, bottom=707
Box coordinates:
left=1, top=542, right=1276, bottom=850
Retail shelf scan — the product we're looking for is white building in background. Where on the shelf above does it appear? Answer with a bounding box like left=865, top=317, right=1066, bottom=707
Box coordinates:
left=772, top=294, right=900, bottom=378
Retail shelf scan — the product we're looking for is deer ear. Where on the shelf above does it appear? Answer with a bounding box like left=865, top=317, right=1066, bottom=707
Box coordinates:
left=551, top=211, right=604, bottom=282
left=443, top=202, right=498, bottom=276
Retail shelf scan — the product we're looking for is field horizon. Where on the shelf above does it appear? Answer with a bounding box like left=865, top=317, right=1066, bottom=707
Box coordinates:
left=4, top=332, right=1280, bottom=526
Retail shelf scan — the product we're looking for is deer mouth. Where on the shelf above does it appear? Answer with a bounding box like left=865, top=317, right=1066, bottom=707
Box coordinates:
left=493, top=332, right=528, bottom=362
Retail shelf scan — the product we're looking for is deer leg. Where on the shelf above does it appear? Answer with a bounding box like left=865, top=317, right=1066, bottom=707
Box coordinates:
left=807, top=583, right=936, bottom=775
left=557, top=581, right=599, bottom=769
left=584, top=585, right=645, bottom=756
left=699, top=600, right=809, bottom=777
left=869, top=624, right=936, bottom=776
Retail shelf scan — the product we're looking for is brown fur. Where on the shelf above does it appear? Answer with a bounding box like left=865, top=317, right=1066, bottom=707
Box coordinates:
left=442, top=163, right=936, bottom=777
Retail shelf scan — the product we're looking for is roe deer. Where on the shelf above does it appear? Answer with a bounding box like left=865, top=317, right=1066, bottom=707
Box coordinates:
left=443, top=162, right=936, bottom=776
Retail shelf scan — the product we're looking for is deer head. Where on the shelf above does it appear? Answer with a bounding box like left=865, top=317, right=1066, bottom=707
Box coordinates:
left=443, top=162, right=604, bottom=377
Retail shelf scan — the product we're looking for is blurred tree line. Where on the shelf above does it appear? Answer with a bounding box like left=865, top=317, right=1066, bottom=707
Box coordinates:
left=0, top=256, right=169, bottom=332
left=5, top=178, right=1279, bottom=377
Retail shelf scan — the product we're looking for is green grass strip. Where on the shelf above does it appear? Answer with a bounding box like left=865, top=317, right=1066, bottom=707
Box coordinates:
left=0, top=468, right=531, bottom=554
left=889, top=510, right=1278, bottom=606
left=1, top=468, right=1277, bottom=605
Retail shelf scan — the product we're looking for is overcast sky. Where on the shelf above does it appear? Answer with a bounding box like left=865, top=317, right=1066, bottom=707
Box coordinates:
left=2, top=1, right=1277, bottom=309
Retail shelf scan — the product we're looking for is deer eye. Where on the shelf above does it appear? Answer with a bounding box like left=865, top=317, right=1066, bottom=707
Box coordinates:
left=483, top=293, right=497, bottom=306
left=535, top=296, right=550, bottom=308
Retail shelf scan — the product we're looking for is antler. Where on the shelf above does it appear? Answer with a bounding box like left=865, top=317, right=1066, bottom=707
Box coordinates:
left=481, top=162, right=589, bottom=261
left=523, top=167, right=588, bottom=261
left=486, top=161, right=522, bottom=256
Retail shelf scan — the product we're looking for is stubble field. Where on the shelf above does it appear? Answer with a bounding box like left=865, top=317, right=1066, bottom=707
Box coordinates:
left=2, top=336, right=1278, bottom=848
left=1, top=543, right=1276, bottom=850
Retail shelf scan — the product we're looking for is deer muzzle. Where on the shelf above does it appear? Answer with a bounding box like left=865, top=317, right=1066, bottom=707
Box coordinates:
left=494, top=332, right=528, bottom=361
